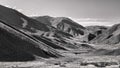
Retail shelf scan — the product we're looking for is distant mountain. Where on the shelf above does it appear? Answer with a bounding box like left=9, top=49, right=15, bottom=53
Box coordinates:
left=78, top=26, right=108, bottom=42
left=86, top=26, right=108, bottom=36
left=32, top=16, right=91, bottom=50
left=91, top=24, right=120, bottom=45
left=33, top=16, right=86, bottom=37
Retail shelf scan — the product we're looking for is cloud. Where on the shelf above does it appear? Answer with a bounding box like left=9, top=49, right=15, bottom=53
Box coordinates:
left=69, top=17, right=120, bottom=26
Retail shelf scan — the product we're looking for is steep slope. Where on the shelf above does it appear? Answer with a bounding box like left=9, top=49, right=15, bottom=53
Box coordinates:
left=0, top=5, right=96, bottom=57
left=0, top=20, right=62, bottom=61
left=0, top=5, right=70, bottom=50
left=32, top=16, right=86, bottom=49
left=33, top=16, right=86, bottom=37
left=0, top=5, right=49, bottom=33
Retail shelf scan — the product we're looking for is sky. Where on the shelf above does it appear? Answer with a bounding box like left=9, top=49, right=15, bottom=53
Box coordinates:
left=0, top=0, right=120, bottom=26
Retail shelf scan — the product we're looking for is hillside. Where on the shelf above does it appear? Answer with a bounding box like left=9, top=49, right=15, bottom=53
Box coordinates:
left=1, top=4, right=120, bottom=63
left=0, top=21, right=62, bottom=61
left=91, top=24, right=120, bottom=45
left=86, top=26, right=108, bottom=36
left=0, top=5, right=66, bottom=61
left=33, top=16, right=86, bottom=37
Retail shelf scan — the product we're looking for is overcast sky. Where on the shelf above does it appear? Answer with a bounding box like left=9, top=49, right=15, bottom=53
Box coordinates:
left=0, top=0, right=120, bottom=26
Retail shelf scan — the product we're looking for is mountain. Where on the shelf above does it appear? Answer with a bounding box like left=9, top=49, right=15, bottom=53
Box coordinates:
left=32, top=16, right=52, bottom=25
left=0, top=5, right=67, bottom=61
left=32, top=16, right=89, bottom=49
left=2, top=4, right=119, bottom=61
left=91, top=24, right=120, bottom=45
left=0, top=4, right=96, bottom=55
left=33, top=16, right=86, bottom=37
left=0, top=21, right=63, bottom=61
left=78, top=26, right=108, bottom=42
left=0, top=5, right=73, bottom=49
left=86, top=26, right=108, bottom=36
left=0, top=5, right=54, bottom=34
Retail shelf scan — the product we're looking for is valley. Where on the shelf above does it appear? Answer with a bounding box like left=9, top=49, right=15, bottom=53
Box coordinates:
left=0, top=4, right=120, bottom=68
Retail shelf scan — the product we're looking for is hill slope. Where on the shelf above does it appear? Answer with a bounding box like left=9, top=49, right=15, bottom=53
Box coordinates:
left=33, top=16, right=86, bottom=37
left=0, top=20, right=62, bottom=61
left=91, top=24, right=120, bottom=45
left=0, top=5, right=66, bottom=61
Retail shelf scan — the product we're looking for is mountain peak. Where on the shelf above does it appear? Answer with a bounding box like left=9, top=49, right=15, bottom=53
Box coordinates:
left=33, top=16, right=86, bottom=37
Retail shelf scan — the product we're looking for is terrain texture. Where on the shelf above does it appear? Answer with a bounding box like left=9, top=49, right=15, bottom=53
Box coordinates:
left=0, top=5, right=120, bottom=68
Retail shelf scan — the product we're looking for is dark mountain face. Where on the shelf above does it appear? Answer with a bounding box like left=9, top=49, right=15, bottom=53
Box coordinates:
left=0, top=5, right=78, bottom=52
left=0, top=5, right=64, bottom=61
left=0, top=27, right=35, bottom=61
left=0, top=5, right=49, bottom=33
left=0, top=5, right=70, bottom=50
left=0, top=22, right=62, bottom=61
left=33, top=16, right=86, bottom=37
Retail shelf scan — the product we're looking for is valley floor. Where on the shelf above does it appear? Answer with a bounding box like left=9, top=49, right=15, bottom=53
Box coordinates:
left=0, top=43, right=120, bottom=68
left=0, top=52, right=120, bottom=68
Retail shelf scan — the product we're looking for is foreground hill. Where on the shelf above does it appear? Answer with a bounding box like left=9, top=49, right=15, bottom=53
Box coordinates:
left=0, top=5, right=66, bottom=61
left=0, top=5, right=73, bottom=50
left=0, top=5, right=50, bottom=33
left=0, top=21, right=62, bottom=61
left=0, top=5, right=97, bottom=62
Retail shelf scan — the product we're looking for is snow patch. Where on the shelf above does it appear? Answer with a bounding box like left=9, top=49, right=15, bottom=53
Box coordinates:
left=21, top=17, right=28, bottom=28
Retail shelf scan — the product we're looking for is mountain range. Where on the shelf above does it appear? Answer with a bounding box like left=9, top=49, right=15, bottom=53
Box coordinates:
left=0, top=5, right=120, bottom=61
